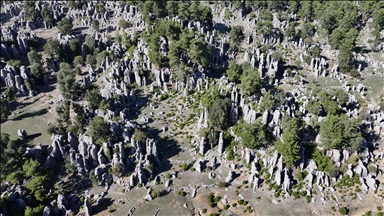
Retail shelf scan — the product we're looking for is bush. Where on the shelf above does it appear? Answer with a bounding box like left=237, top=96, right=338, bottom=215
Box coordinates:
left=134, top=129, right=147, bottom=143
left=118, top=19, right=129, bottom=29
left=180, top=162, right=188, bottom=171
left=218, top=181, right=227, bottom=187
left=339, top=207, right=349, bottom=215
left=166, top=173, right=171, bottom=179
left=178, top=191, right=187, bottom=196
left=207, top=192, right=214, bottom=204
left=202, top=209, right=207, bottom=213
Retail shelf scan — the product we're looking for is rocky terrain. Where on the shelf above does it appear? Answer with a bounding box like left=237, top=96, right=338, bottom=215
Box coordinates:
left=1, top=1, right=384, bottom=216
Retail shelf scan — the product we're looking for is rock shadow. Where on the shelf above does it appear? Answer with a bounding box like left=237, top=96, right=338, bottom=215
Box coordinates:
left=146, top=127, right=182, bottom=175
left=91, top=197, right=114, bottom=215
left=12, top=108, right=48, bottom=121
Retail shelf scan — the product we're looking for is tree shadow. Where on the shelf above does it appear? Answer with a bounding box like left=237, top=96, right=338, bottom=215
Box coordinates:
left=145, top=127, right=182, bottom=175
left=354, top=46, right=371, bottom=54
left=26, top=132, right=42, bottom=141
left=126, top=89, right=151, bottom=121
left=213, top=23, right=229, bottom=33
left=91, top=197, right=114, bottom=215
left=0, top=12, right=11, bottom=24
left=73, top=26, right=89, bottom=35
left=37, top=83, right=55, bottom=94
left=12, top=108, right=48, bottom=121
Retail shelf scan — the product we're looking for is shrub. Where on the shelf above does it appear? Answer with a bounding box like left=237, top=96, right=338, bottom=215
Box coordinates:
left=202, top=209, right=207, bottom=213
left=178, top=191, right=187, bottom=196
left=339, top=207, right=349, bottom=215
left=207, top=192, right=214, bottom=204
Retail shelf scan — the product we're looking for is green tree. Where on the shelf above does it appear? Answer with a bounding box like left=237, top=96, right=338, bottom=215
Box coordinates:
left=188, top=38, right=212, bottom=67
left=41, top=5, right=54, bottom=25
left=25, top=175, right=49, bottom=201
left=5, top=87, right=15, bottom=102
left=30, top=63, right=44, bottom=81
left=24, top=1, right=36, bottom=21
left=134, top=129, right=148, bottom=143
left=85, top=88, right=102, bottom=110
left=87, top=116, right=109, bottom=144
left=233, top=120, right=270, bottom=149
left=175, top=64, right=189, bottom=82
left=69, top=39, right=81, bottom=56
left=92, top=19, right=100, bottom=31
left=229, top=26, right=245, bottom=48
left=168, top=41, right=183, bottom=67
left=57, top=63, right=79, bottom=99
left=271, top=51, right=283, bottom=62
left=118, top=19, right=129, bottom=29
left=56, top=100, right=70, bottom=125
left=0, top=99, right=10, bottom=122
left=275, top=117, right=301, bottom=167
left=285, top=21, right=296, bottom=39
left=85, top=35, right=96, bottom=53
left=319, top=115, right=345, bottom=149
left=305, top=100, right=322, bottom=116
left=27, top=49, right=42, bottom=65
left=23, top=159, right=45, bottom=177
left=226, top=60, right=243, bottom=83
left=311, top=148, right=333, bottom=172
left=44, top=38, right=63, bottom=59
left=319, top=115, right=363, bottom=151
left=24, top=205, right=45, bottom=216
left=178, top=3, right=190, bottom=20
left=73, top=56, right=84, bottom=66
left=86, top=54, right=97, bottom=69
left=301, top=23, right=315, bottom=39
left=6, top=60, right=21, bottom=70
left=208, top=98, right=231, bottom=131
left=166, top=1, right=178, bottom=17
left=202, top=86, right=221, bottom=108
left=58, top=18, right=73, bottom=35
left=259, top=91, right=275, bottom=112
left=238, top=70, right=262, bottom=96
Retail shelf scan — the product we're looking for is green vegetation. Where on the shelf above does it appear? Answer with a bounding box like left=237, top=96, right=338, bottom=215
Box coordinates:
left=233, top=120, right=271, bottom=149
left=134, top=129, right=148, bottom=143
left=58, top=18, right=73, bottom=35
left=87, top=116, right=109, bottom=144
left=276, top=117, right=301, bottom=167
left=57, top=63, right=80, bottom=100
left=319, top=115, right=363, bottom=151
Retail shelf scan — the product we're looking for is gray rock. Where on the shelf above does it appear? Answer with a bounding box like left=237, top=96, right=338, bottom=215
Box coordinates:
left=42, top=206, right=51, bottom=216
left=225, top=171, right=235, bottom=183
left=15, top=198, right=26, bottom=209
left=57, top=194, right=68, bottom=212
left=84, top=198, right=92, bottom=216
left=199, top=137, right=205, bottom=155
left=17, top=129, right=27, bottom=140
left=165, top=179, right=172, bottom=187
left=217, top=132, right=224, bottom=156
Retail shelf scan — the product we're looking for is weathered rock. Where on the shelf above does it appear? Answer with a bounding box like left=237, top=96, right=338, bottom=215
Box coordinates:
left=17, top=129, right=27, bottom=140
left=84, top=198, right=92, bottom=216
left=225, top=171, right=235, bottom=183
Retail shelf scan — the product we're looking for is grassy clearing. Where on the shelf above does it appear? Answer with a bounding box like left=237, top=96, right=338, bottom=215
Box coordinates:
left=1, top=103, right=55, bottom=145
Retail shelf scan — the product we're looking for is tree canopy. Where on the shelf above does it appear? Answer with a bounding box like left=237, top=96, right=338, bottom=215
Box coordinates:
left=87, top=116, right=109, bottom=144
